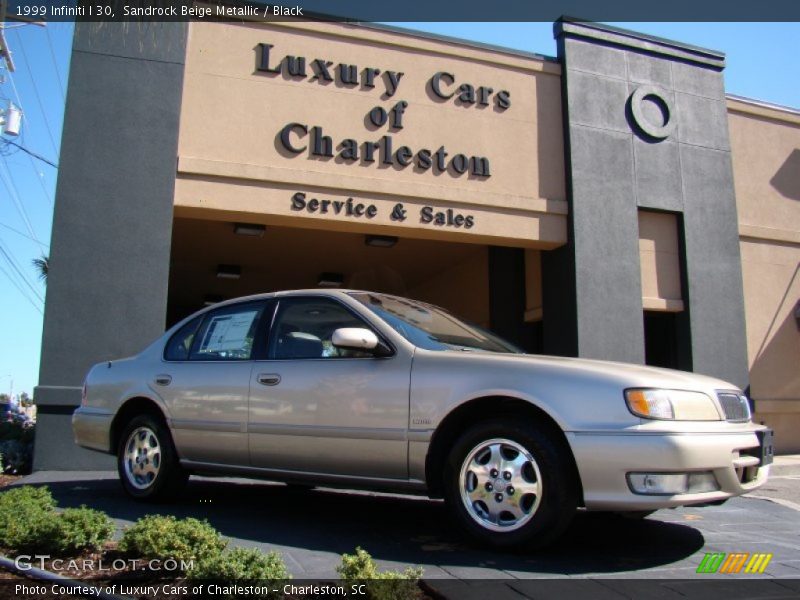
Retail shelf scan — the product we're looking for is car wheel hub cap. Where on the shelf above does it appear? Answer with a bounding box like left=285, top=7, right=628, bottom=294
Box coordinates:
left=123, top=426, right=161, bottom=490
left=459, top=438, right=542, bottom=532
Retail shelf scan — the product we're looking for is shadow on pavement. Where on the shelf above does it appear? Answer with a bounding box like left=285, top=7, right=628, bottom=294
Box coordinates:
left=11, top=475, right=705, bottom=575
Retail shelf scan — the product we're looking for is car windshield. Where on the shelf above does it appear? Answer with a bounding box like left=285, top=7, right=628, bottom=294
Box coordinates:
left=350, top=292, right=522, bottom=354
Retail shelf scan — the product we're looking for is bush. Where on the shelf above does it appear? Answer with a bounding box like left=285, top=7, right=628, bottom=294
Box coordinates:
left=0, top=440, right=33, bottom=474
left=0, top=487, right=114, bottom=554
left=0, top=421, right=35, bottom=474
left=188, top=547, right=290, bottom=597
left=0, top=420, right=35, bottom=444
left=337, top=547, right=423, bottom=600
left=119, top=515, right=226, bottom=567
left=43, top=507, right=115, bottom=555
left=0, top=486, right=57, bottom=550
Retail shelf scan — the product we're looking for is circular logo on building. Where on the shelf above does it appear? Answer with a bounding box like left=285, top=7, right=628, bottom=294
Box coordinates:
left=629, top=85, right=676, bottom=141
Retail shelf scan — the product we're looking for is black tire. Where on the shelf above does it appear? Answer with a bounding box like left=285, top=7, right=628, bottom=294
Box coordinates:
left=117, top=413, right=188, bottom=502
left=443, top=418, right=578, bottom=550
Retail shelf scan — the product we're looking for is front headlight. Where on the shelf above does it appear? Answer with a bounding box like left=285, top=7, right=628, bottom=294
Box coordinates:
left=625, top=388, right=722, bottom=421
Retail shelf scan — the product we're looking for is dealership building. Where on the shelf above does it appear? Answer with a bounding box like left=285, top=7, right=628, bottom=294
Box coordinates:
left=34, top=16, right=800, bottom=469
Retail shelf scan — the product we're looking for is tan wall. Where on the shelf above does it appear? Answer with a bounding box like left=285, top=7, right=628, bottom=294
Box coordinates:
left=728, top=98, right=800, bottom=452
left=176, top=19, right=567, bottom=249
left=638, top=211, right=683, bottom=312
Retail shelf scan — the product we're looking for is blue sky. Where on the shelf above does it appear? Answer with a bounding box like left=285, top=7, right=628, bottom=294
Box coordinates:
left=0, top=21, right=797, bottom=399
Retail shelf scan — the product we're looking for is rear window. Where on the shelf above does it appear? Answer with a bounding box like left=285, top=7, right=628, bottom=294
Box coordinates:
left=164, top=316, right=202, bottom=361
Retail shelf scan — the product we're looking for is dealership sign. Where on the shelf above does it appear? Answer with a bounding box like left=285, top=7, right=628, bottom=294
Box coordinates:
left=290, top=192, right=476, bottom=229
left=257, top=43, right=511, bottom=179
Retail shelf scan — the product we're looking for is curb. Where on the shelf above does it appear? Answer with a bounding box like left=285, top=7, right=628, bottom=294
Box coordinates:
left=770, top=462, right=800, bottom=477
left=0, top=554, right=130, bottom=600
left=420, top=579, right=450, bottom=600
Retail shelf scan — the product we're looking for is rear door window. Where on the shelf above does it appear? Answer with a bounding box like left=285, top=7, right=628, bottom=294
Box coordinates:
left=189, top=302, right=266, bottom=361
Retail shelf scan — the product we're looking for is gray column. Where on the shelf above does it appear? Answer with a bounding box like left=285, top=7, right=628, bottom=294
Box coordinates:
left=545, top=20, right=749, bottom=389
left=34, top=22, right=188, bottom=470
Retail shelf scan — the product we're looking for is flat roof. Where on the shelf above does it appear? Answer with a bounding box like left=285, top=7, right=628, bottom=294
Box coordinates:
left=727, top=94, right=800, bottom=116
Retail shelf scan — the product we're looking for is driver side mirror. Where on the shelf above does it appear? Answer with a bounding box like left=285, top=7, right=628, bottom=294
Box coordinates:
left=332, top=328, right=392, bottom=357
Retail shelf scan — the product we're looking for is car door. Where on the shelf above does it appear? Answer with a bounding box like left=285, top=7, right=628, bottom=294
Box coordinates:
left=248, top=296, right=411, bottom=479
left=157, top=300, right=270, bottom=466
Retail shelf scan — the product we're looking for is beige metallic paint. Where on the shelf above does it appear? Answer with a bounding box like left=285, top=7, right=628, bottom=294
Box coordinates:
left=74, top=290, right=769, bottom=510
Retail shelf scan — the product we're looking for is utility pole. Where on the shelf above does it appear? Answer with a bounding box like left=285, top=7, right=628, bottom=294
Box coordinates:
left=0, top=3, right=45, bottom=136
left=0, top=0, right=47, bottom=74
left=0, top=0, right=17, bottom=73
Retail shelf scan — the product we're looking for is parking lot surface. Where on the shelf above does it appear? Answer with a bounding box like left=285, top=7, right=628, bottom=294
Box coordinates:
left=10, top=469, right=800, bottom=594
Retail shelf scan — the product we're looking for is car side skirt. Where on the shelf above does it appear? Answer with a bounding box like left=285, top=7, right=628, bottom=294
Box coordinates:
left=180, top=459, right=429, bottom=495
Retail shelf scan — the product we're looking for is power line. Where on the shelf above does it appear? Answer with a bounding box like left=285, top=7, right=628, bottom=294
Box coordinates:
left=12, top=29, right=60, bottom=159
left=0, top=221, right=48, bottom=249
left=0, top=253, right=42, bottom=308
left=0, top=259, right=42, bottom=314
left=2, top=139, right=57, bottom=168
left=0, top=156, right=40, bottom=244
left=0, top=241, right=43, bottom=304
left=26, top=152, right=53, bottom=207
left=44, top=26, right=65, bottom=103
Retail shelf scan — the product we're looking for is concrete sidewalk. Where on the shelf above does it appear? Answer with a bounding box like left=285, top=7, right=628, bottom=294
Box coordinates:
left=770, top=454, right=800, bottom=476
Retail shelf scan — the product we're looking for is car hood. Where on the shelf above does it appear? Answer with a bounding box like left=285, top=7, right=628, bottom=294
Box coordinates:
left=448, top=350, right=740, bottom=393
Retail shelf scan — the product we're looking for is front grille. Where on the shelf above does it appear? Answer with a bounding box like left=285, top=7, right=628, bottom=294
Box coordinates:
left=717, top=392, right=751, bottom=422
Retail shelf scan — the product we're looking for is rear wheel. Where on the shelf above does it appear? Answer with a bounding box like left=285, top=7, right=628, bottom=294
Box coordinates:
left=443, top=419, right=578, bottom=549
left=117, top=414, right=187, bottom=501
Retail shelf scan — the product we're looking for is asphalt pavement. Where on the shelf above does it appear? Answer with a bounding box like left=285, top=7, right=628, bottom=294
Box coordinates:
left=9, top=463, right=800, bottom=591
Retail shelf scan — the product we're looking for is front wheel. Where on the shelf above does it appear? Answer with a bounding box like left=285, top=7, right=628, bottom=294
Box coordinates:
left=117, top=414, right=188, bottom=501
left=443, top=419, right=578, bottom=549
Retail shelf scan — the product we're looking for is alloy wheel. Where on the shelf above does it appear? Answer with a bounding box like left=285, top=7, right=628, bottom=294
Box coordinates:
left=123, top=426, right=162, bottom=490
left=458, top=438, right=542, bottom=532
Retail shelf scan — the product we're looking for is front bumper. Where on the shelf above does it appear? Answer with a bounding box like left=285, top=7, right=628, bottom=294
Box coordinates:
left=72, top=407, right=114, bottom=454
left=568, top=428, right=769, bottom=511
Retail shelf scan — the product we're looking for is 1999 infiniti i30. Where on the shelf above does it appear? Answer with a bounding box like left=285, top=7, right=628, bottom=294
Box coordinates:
left=73, top=290, right=772, bottom=548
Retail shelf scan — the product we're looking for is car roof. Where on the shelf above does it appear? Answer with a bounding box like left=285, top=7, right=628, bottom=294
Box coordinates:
left=207, top=288, right=363, bottom=308
left=171, top=289, right=449, bottom=334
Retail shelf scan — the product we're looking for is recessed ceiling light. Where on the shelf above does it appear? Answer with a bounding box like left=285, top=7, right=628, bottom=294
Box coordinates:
left=234, top=223, right=266, bottom=237
left=317, top=272, right=344, bottom=287
left=217, top=264, right=241, bottom=279
left=365, top=235, right=398, bottom=248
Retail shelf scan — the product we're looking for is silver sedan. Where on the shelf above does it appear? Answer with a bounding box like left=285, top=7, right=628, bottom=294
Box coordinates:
left=73, top=290, right=772, bottom=548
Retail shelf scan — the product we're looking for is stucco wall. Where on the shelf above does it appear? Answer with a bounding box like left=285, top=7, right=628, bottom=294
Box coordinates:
left=34, top=22, right=188, bottom=469
left=728, top=99, right=800, bottom=452
left=174, top=20, right=567, bottom=249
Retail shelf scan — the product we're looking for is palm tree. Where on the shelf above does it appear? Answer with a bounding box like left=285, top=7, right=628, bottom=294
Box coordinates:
left=32, top=255, right=48, bottom=283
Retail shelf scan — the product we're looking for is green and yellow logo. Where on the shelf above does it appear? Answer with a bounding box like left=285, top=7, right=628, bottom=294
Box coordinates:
left=696, top=552, right=772, bottom=574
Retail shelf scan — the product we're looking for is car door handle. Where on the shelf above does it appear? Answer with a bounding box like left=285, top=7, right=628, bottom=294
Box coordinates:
left=154, top=374, right=172, bottom=386
left=257, top=373, right=281, bottom=386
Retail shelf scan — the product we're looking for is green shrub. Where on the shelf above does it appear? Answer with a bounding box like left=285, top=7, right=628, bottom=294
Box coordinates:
left=188, top=547, right=290, bottom=597
left=0, top=488, right=114, bottom=555
left=42, top=507, right=115, bottom=555
left=119, top=515, right=226, bottom=566
left=0, top=486, right=57, bottom=551
left=337, top=547, right=423, bottom=600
